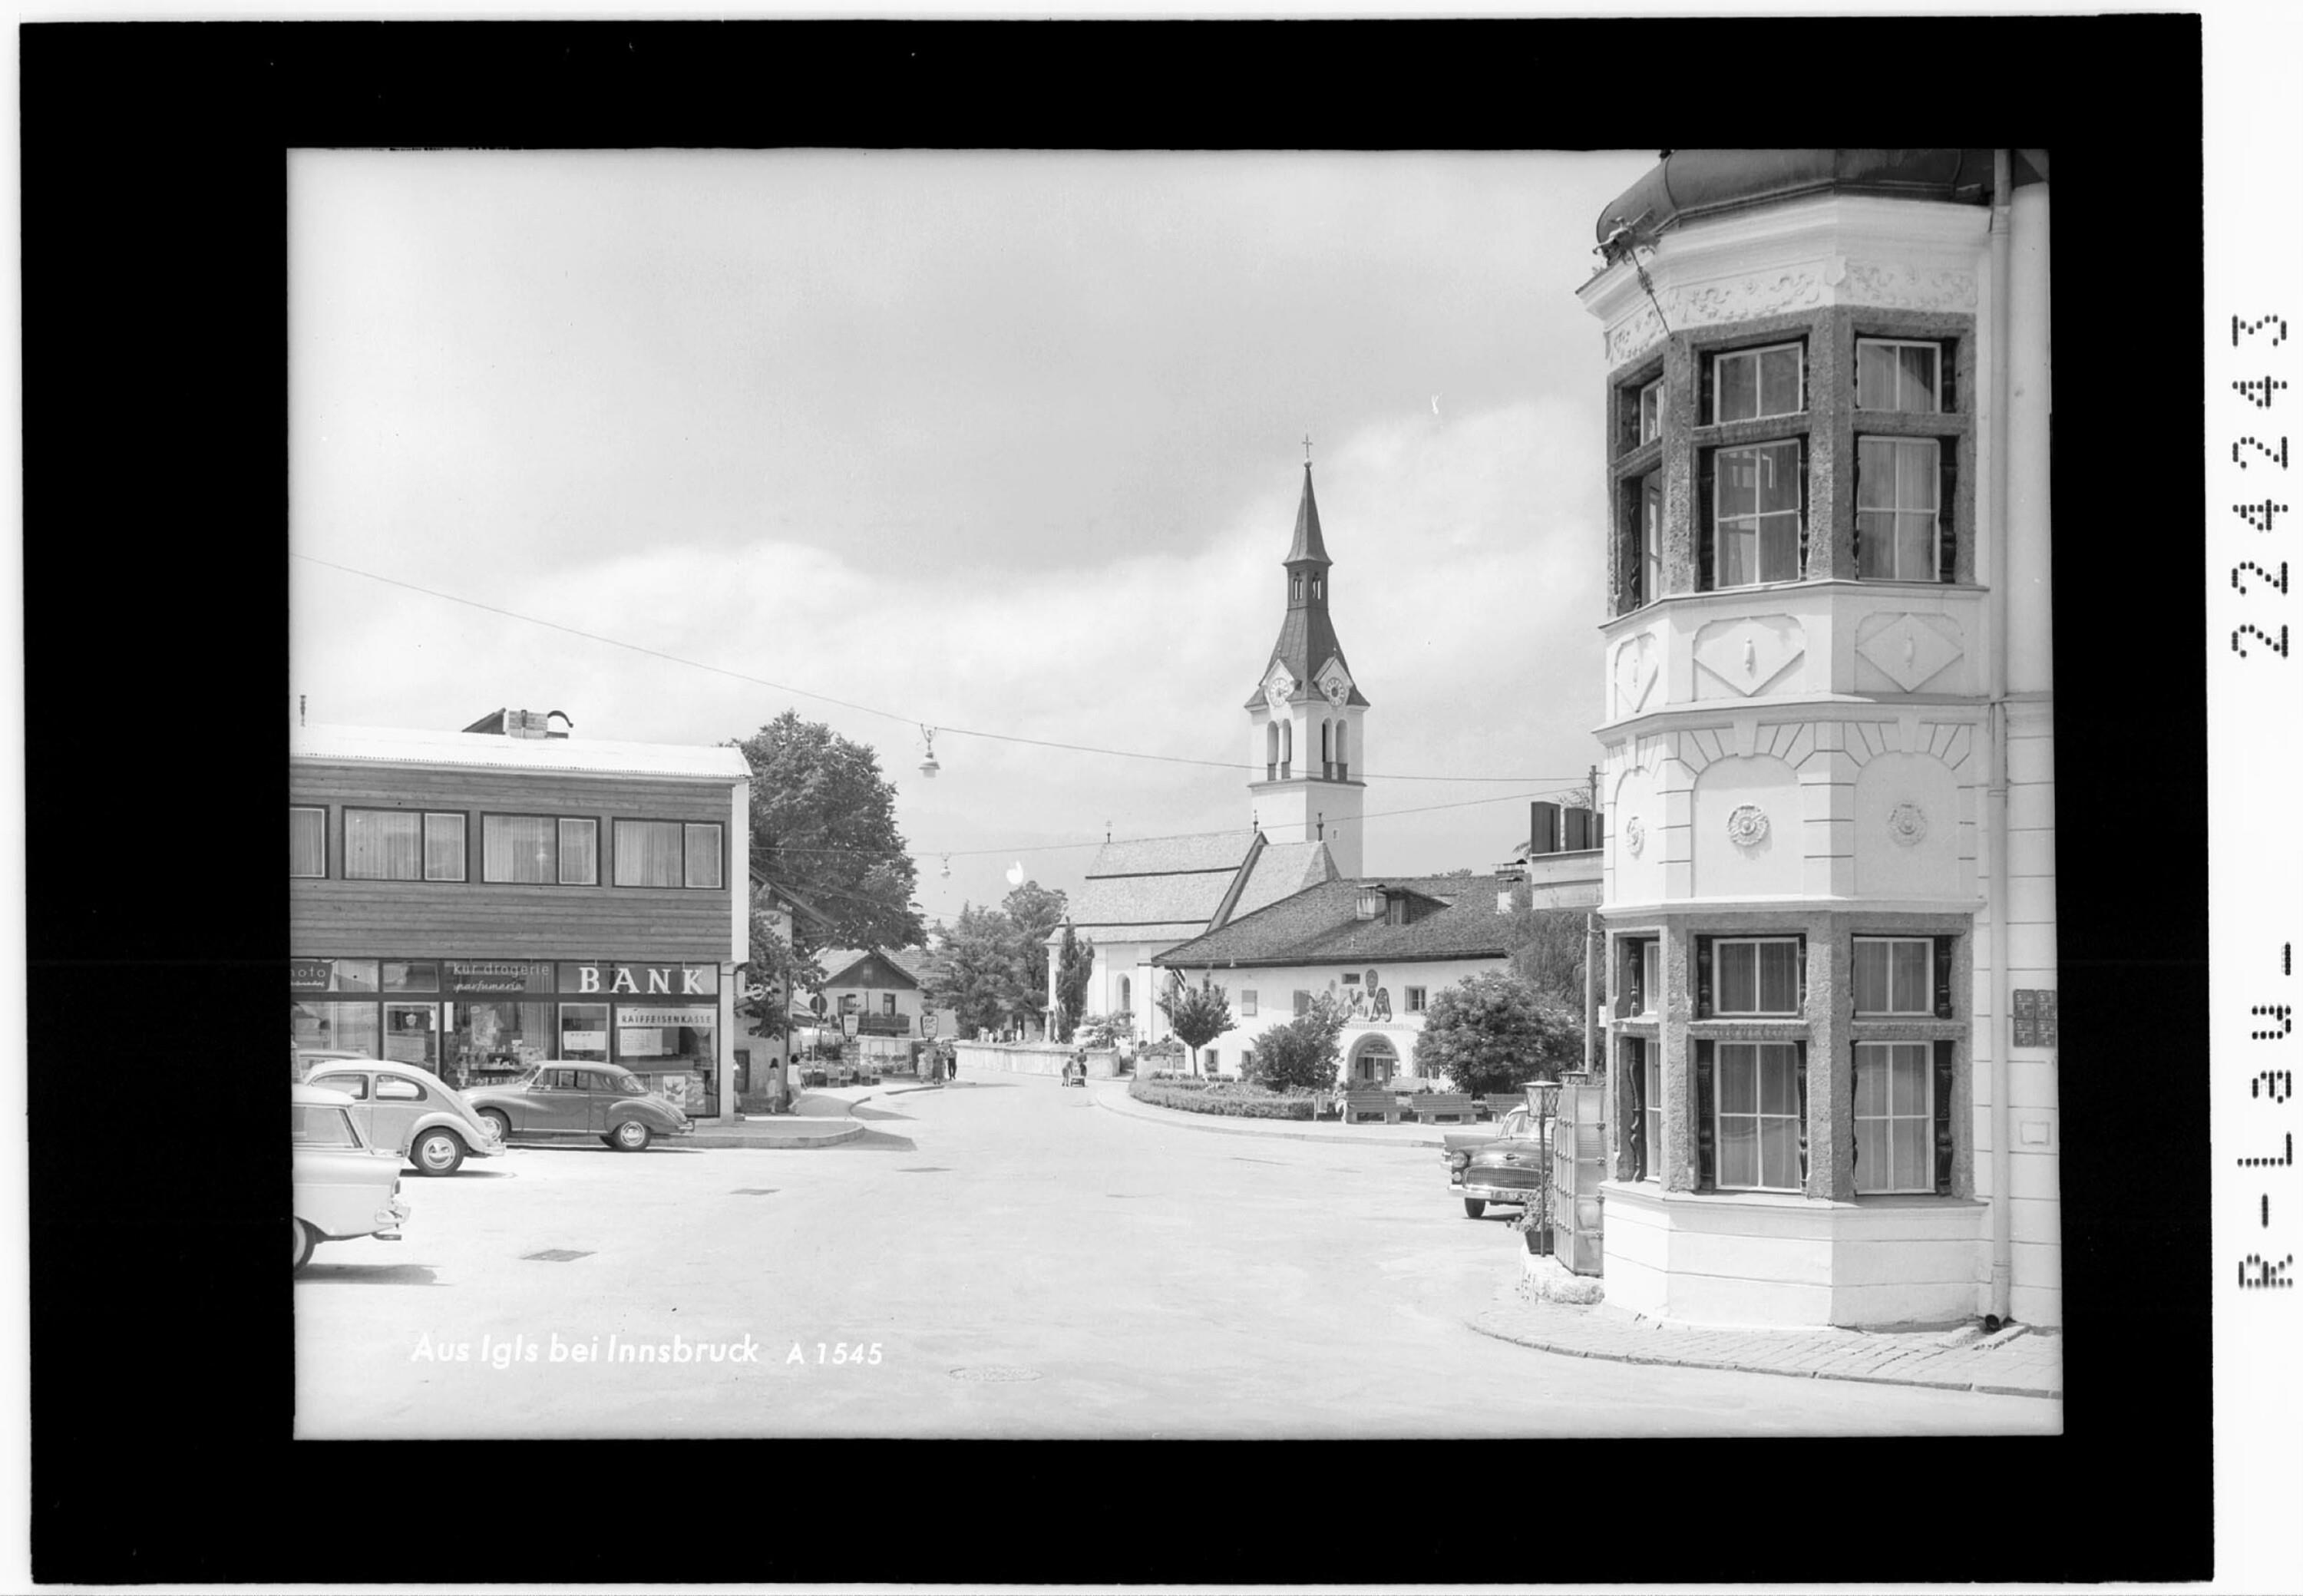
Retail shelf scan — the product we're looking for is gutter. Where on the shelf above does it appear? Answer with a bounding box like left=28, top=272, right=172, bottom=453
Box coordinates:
left=1985, top=147, right=2016, bottom=1325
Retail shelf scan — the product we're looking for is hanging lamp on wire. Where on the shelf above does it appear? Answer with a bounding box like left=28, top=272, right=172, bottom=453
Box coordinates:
left=918, top=725, right=940, bottom=778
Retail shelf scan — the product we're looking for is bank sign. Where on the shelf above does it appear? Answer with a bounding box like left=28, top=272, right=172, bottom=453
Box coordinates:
left=560, top=963, right=719, bottom=997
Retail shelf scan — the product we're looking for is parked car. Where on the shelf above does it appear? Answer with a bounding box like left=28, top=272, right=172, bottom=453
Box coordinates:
left=293, top=1082, right=410, bottom=1271
left=292, top=1047, right=378, bottom=1083
left=1444, top=1104, right=1547, bottom=1218
left=299, top=1060, right=505, bottom=1176
left=461, top=1062, right=693, bottom=1152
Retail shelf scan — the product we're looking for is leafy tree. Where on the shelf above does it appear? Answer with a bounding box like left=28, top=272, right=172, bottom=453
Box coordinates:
left=1003, top=880, right=1069, bottom=1020
left=1157, top=973, right=1234, bottom=1076
left=731, top=712, right=924, bottom=964
left=1075, top=1010, right=1132, bottom=1050
left=1413, top=970, right=1582, bottom=1096
left=1245, top=994, right=1347, bottom=1092
left=1053, top=924, right=1094, bottom=1043
left=1505, top=888, right=1592, bottom=1012
left=735, top=890, right=822, bottom=1045
left=926, top=903, right=1028, bottom=1037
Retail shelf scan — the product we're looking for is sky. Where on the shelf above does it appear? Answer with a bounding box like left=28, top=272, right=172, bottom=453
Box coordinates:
left=287, top=148, right=1660, bottom=929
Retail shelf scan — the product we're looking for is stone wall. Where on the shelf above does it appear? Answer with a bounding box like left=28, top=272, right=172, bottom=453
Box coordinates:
left=953, top=1040, right=1072, bottom=1078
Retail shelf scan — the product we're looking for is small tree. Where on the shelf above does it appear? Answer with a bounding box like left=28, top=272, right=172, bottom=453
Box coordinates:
left=1076, top=1011, right=1134, bottom=1050
left=1245, top=994, right=1347, bottom=1092
left=1413, top=970, right=1581, bottom=1097
left=1053, top=924, right=1094, bottom=1043
left=1157, top=973, right=1235, bottom=1077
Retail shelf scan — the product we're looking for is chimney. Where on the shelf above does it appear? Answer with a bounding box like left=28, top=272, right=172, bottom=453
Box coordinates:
left=1528, top=801, right=1561, bottom=857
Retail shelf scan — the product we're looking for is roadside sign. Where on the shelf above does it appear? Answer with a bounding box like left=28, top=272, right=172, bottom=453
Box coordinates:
left=811, top=993, right=827, bottom=1017
left=841, top=1012, right=860, bottom=1039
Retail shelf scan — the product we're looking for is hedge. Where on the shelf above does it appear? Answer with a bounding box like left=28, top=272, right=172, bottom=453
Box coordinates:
left=1128, top=1079, right=1315, bottom=1120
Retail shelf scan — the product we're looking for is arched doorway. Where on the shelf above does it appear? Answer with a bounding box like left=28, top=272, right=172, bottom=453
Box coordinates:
left=1346, top=1033, right=1399, bottom=1085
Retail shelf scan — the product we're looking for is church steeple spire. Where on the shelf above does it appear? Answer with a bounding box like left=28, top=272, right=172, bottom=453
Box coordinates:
left=1284, top=458, right=1332, bottom=567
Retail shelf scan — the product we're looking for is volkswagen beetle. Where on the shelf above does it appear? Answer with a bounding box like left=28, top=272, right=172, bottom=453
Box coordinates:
left=462, top=1061, right=692, bottom=1152
left=300, top=1060, right=506, bottom=1177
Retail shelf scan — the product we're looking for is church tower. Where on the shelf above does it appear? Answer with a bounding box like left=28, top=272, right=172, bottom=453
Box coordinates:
left=1245, top=458, right=1368, bottom=877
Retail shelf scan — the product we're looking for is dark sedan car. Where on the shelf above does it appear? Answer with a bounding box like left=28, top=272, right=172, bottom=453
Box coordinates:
left=462, top=1062, right=692, bottom=1152
left=1443, top=1105, right=1548, bottom=1218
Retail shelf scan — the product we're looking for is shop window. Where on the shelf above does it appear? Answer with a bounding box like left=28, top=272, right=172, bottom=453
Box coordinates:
left=1853, top=936, right=1941, bottom=1016
left=1703, top=936, right=1803, bottom=1017
left=1715, top=1040, right=1805, bottom=1191
left=1854, top=1041, right=1932, bottom=1193
left=450, top=1000, right=551, bottom=1082
left=559, top=818, right=599, bottom=885
left=291, top=1000, right=381, bottom=1059
left=382, top=961, right=438, bottom=993
left=1855, top=339, right=1944, bottom=414
left=1702, top=439, right=1806, bottom=589
left=559, top=1003, right=610, bottom=1062
left=1855, top=438, right=1948, bottom=581
left=683, top=823, right=725, bottom=889
left=1707, top=341, right=1804, bottom=423
left=332, top=960, right=380, bottom=993
left=290, top=807, right=326, bottom=877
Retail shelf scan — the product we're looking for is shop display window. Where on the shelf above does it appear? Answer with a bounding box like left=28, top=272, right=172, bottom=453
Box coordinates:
left=291, top=1000, right=381, bottom=1059
left=448, top=1000, right=553, bottom=1086
left=383, top=1003, right=441, bottom=1069
left=332, top=960, right=380, bottom=993
left=560, top=1003, right=610, bottom=1062
left=382, top=961, right=439, bottom=993
left=615, top=1005, right=718, bottom=1115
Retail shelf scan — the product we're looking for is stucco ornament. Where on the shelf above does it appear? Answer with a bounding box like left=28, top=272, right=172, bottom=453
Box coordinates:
left=1624, top=816, right=1646, bottom=857
left=1888, top=801, right=1928, bottom=848
left=1725, top=804, right=1770, bottom=848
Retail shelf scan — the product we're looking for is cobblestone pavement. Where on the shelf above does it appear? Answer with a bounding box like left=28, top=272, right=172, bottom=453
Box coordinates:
left=1472, top=1277, right=2063, bottom=1401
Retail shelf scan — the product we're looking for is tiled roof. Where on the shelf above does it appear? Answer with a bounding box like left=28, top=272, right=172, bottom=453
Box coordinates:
left=1153, top=874, right=1518, bottom=970
left=817, top=948, right=925, bottom=989
left=292, top=722, right=750, bottom=782
left=1085, top=831, right=1257, bottom=879
left=1068, top=867, right=1240, bottom=933
left=1225, top=839, right=1337, bottom=921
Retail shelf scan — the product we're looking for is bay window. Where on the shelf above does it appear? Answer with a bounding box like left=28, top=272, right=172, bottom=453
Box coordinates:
left=1710, top=341, right=1803, bottom=422
left=1707, top=936, right=1803, bottom=1016
left=1853, top=936, right=1938, bottom=1016
left=1709, top=439, right=1806, bottom=587
left=1855, top=437, right=1944, bottom=580
left=1638, top=376, right=1663, bottom=444
left=290, top=806, right=326, bottom=877
left=1854, top=1041, right=1934, bottom=1193
left=1855, top=338, right=1943, bottom=414
left=1717, top=1040, right=1804, bottom=1191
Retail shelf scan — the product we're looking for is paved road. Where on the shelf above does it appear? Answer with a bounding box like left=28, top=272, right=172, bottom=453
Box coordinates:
left=296, top=1074, right=2057, bottom=1438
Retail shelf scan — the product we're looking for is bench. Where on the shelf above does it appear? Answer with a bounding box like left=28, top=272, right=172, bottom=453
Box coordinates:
left=1482, top=1092, right=1525, bottom=1121
left=1342, top=1091, right=1402, bottom=1125
left=1416, top=1092, right=1477, bottom=1124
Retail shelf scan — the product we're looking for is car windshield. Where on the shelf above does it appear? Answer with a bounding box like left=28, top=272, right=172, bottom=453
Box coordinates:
left=1500, top=1109, right=1533, bottom=1138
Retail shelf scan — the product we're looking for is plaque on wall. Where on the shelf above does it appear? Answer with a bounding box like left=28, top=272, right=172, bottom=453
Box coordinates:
left=2011, top=988, right=2058, bottom=1048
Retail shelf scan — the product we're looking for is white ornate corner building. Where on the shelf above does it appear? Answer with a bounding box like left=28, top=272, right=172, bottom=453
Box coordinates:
left=1578, top=151, right=2057, bottom=1329
left=1245, top=460, right=1368, bottom=878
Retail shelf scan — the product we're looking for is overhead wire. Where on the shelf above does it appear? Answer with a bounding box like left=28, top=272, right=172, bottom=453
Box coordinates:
left=292, top=551, right=1593, bottom=785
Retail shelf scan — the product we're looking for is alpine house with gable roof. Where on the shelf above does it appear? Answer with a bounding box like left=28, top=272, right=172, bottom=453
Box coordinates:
left=1152, top=872, right=1521, bottom=1083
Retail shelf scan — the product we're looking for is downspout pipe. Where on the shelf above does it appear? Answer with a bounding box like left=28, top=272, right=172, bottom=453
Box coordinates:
left=1987, top=148, right=2016, bottom=1324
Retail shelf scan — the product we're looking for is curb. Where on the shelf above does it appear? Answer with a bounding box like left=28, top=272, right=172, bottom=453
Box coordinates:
left=682, top=1119, right=870, bottom=1150
left=1086, top=1082, right=1450, bottom=1149
left=1465, top=1306, right=2062, bottom=1401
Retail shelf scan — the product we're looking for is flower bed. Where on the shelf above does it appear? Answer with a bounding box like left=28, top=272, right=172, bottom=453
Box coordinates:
left=1128, top=1078, right=1315, bottom=1120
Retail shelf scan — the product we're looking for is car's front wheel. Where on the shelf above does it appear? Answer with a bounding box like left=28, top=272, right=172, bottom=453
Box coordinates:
left=411, top=1128, right=466, bottom=1176
left=610, top=1119, right=652, bottom=1152
left=479, top=1109, right=512, bottom=1144
left=293, top=1219, right=317, bottom=1273
left=1462, top=1198, right=1487, bottom=1219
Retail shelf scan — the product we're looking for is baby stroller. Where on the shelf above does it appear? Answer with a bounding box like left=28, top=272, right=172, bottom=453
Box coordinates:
left=1063, top=1053, right=1088, bottom=1087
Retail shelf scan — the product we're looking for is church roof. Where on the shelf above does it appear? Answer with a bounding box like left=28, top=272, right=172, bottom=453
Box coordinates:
left=1152, top=873, right=1518, bottom=970
left=1244, top=465, right=1370, bottom=710
left=1284, top=462, right=1331, bottom=566
left=1061, top=832, right=1341, bottom=953
left=1226, top=839, right=1338, bottom=920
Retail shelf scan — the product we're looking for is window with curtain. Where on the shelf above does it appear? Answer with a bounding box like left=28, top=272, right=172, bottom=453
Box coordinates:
left=1855, top=339, right=1941, bottom=413
left=1714, top=937, right=1802, bottom=1016
left=683, top=823, right=724, bottom=888
left=1855, top=1041, right=1934, bottom=1193
left=344, top=809, right=423, bottom=881
left=615, top=820, right=685, bottom=887
left=424, top=813, right=466, bottom=881
left=1717, top=1041, right=1802, bottom=1191
left=1714, top=441, right=1803, bottom=587
left=559, top=818, right=597, bottom=885
left=1855, top=438, right=1941, bottom=580
left=290, top=807, right=326, bottom=877
left=1638, top=376, right=1663, bottom=444
left=1712, top=342, right=1803, bottom=421
left=1854, top=937, right=1935, bottom=1016
left=484, top=815, right=559, bottom=884
left=1643, top=1049, right=1664, bottom=1181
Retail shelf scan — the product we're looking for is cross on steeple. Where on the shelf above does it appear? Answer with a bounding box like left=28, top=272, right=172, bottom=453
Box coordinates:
left=1302, top=431, right=1313, bottom=464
